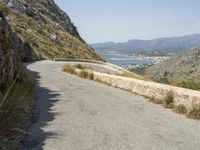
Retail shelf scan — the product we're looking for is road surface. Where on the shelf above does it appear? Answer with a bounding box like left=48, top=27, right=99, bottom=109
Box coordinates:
left=22, top=61, right=200, bottom=150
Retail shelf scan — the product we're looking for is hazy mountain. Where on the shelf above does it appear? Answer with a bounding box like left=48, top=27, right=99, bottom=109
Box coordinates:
left=92, top=34, right=200, bottom=56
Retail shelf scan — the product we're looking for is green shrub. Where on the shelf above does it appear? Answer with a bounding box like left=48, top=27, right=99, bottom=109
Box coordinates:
left=154, top=78, right=170, bottom=85
left=131, top=67, right=146, bottom=75
left=171, top=80, right=200, bottom=91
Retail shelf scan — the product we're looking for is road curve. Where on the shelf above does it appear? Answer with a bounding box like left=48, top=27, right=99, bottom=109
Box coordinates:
left=22, top=61, right=200, bottom=150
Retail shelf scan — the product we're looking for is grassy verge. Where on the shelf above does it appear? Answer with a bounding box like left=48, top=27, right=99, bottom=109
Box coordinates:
left=187, top=102, right=200, bottom=119
left=0, top=66, right=35, bottom=149
left=163, top=90, right=174, bottom=109
left=153, top=77, right=200, bottom=91
left=149, top=90, right=200, bottom=119
left=171, top=80, right=200, bottom=91
left=116, top=71, right=146, bottom=80
left=63, top=64, right=94, bottom=80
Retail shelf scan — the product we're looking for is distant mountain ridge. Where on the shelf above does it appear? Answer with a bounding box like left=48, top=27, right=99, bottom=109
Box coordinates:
left=92, top=34, right=200, bottom=56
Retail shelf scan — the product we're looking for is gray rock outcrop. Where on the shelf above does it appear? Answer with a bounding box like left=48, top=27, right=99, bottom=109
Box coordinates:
left=0, top=10, right=36, bottom=92
left=4, top=0, right=83, bottom=41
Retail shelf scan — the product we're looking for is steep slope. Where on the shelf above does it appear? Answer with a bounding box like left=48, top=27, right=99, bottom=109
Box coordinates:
left=0, top=6, right=36, bottom=91
left=0, top=6, right=35, bottom=149
left=2, top=0, right=102, bottom=60
left=92, top=34, right=200, bottom=56
left=146, top=46, right=200, bottom=89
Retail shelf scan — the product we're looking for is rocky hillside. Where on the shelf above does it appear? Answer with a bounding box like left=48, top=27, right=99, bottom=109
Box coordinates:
left=146, top=46, right=200, bottom=89
left=1, top=0, right=102, bottom=60
left=0, top=7, right=35, bottom=91
left=0, top=0, right=103, bottom=91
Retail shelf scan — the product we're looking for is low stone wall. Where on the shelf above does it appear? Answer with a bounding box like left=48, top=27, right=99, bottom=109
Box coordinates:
left=94, top=72, right=200, bottom=113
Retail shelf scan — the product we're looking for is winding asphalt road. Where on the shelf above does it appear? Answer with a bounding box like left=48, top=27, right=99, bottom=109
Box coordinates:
left=22, top=61, right=200, bottom=150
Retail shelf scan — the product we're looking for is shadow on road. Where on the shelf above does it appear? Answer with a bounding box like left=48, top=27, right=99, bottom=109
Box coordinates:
left=21, top=64, right=61, bottom=150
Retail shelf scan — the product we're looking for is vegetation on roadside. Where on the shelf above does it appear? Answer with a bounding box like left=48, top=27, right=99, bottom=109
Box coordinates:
left=153, top=78, right=170, bottom=85
left=116, top=71, right=146, bottom=80
left=0, top=66, right=35, bottom=149
left=152, top=77, right=200, bottom=91
left=146, top=90, right=200, bottom=120
left=131, top=67, right=146, bottom=75
left=171, top=80, right=200, bottom=91
left=173, top=104, right=187, bottom=115
left=63, top=64, right=94, bottom=80
left=187, top=102, right=200, bottom=119
left=163, top=90, right=174, bottom=109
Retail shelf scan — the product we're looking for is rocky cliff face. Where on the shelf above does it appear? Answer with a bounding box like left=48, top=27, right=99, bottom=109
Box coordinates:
left=0, top=0, right=102, bottom=92
left=0, top=9, right=37, bottom=92
left=1, top=0, right=102, bottom=60
left=4, top=0, right=83, bottom=41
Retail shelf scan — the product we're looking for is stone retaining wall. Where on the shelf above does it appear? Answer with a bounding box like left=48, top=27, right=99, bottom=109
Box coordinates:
left=94, top=72, right=200, bottom=113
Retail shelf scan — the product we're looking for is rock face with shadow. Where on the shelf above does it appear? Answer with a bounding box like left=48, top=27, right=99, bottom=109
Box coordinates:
left=0, top=9, right=36, bottom=92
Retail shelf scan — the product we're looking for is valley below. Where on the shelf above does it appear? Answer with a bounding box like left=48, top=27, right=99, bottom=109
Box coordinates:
left=94, top=49, right=169, bottom=71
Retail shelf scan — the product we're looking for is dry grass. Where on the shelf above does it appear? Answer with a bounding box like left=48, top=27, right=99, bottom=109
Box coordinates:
left=63, top=64, right=94, bottom=80
left=75, top=64, right=84, bottom=70
left=0, top=67, right=35, bottom=148
left=173, top=104, right=187, bottom=114
left=117, top=71, right=146, bottom=80
left=149, top=97, right=163, bottom=105
left=187, top=103, right=200, bottom=119
left=95, top=78, right=111, bottom=86
left=163, top=91, right=174, bottom=108
left=62, top=64, right=76, bottom=74
left=78, top=70, right=94, bottom=80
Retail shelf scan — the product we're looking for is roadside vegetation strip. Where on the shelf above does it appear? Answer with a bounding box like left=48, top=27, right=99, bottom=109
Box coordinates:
left=63, top=64, right=94, bottom=80
left=116, top=70, right=147, bottom=80
left=0, top=66, right=35, bottom=149
left=63, top=64, right=200, bottom=120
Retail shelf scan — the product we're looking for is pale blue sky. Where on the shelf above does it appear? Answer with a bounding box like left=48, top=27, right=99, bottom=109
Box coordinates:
left=55, top=0, right=200, bottom=43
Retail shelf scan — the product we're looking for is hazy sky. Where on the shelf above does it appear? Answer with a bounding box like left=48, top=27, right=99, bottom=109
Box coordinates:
left=55, top=0, right=200, bottom=43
